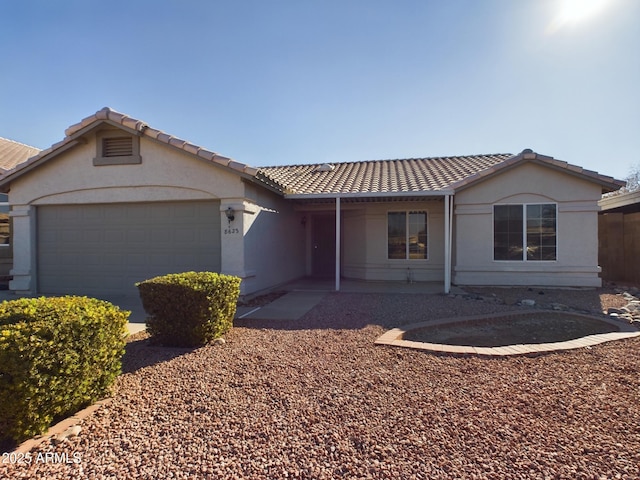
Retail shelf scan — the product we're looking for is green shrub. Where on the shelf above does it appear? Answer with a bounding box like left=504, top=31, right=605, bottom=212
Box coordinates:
left=136, top=271, right=240, bottom=347
left=0, top=296, right=129, bottom=444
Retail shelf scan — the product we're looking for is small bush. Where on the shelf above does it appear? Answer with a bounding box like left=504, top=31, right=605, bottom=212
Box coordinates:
left=136, top=271, right=241, bottom=347
left=0, top=296, right=129, bottom=444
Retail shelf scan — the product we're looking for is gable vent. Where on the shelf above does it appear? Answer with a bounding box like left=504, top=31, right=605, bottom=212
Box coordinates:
left=103, top=137, right=133, bottom=157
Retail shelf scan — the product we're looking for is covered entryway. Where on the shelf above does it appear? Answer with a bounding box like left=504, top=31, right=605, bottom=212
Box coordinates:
left=37, top=201, right=221, bottom=296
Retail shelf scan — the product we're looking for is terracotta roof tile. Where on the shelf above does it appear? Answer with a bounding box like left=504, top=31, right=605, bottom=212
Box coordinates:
left=0, top=137, right=41, bottom=171
left=258, top=154, right=513, bottom=195
left=1, top=108, right=625, bottom=197
left=259, top=150, right=625, bottom=196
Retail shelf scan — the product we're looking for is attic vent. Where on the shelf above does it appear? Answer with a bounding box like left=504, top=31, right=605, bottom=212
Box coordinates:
left=316, top=163, right=335, bottom=172
left=93, top=131, right=141, bottom=166
left=103, top=137, right=133, bottom=157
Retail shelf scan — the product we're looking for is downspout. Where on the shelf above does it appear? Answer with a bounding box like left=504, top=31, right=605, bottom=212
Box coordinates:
left=335, top=196, right=341, bottom=291
left=444, top=194, right=452, bottom=294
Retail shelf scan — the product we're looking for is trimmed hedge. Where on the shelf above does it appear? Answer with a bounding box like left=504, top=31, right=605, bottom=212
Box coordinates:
left=0, top=296, right=129, bottom=444
left=136, top=271, right=240, bottom=347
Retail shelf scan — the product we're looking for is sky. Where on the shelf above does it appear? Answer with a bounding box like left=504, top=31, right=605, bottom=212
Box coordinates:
left=1, top=0, right=638, bottom=180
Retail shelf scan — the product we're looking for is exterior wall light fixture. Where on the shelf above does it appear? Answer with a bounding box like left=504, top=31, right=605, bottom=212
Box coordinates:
left=225, top=207, right=235, bottom=223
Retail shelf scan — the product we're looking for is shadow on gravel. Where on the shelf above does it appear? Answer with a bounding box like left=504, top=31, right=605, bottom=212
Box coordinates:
left=121, top=337, right=196, bottom=374
left=235, top=288, right=616, bottom=333
left=234, top=292, right=521, bottom=332
left=0, top=437, right=16, bottom=454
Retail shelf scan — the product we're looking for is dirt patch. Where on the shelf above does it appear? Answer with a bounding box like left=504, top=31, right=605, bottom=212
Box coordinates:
left=403, top=312, right=620, bottom=347
left=465, top=286, right=627, bottom=312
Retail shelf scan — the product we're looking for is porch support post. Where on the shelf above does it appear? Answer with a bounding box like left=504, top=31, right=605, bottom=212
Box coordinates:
left=335, top=196, right=341, bottom=291
left=444, top=194, right=452, bottom=294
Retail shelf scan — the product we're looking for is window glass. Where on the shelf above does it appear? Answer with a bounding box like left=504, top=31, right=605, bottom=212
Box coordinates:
left=527, top=204, right=556, bottom=260
left=494, top=205, right=523, bottom=260
left=387, top=212, right=406, bottom=259
left=388, top=211, right=428, bottom=260
left=408, top=211, right=427, bottom=259
left=494, top=204, right=556, bottom=261
left=0, top=196, right=8, bottom=246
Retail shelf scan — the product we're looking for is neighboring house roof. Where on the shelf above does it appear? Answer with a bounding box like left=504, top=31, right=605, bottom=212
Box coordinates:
left=259, top=149, right=625, bottom=198
left=0, top=107, right=626, bottom=198
left=599, top=189, right=640, bottom=213
left=0, top=137, right=40, bottom=172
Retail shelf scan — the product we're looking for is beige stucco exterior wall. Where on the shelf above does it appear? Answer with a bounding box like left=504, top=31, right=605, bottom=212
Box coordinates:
left=453, top=162, right=604, bottom=287
left=242, top=184, right=306, bottom=294
left=8, top=131, right=298, bottom=295
left=340, top=199, right=445, bottom=282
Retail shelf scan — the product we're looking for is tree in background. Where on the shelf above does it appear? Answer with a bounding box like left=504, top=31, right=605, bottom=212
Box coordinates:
left=625, top=163, right=640, bottom=192
left=604, top=163, right=640, bottom=197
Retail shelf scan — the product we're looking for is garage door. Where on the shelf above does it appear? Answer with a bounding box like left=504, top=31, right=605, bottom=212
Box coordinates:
left=37, top=201, right=221, bottom=296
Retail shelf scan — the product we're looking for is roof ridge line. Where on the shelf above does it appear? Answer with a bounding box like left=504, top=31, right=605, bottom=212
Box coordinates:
left=258, top=153, right=514, bottom=170
left=52, top=107, right=259, bottom=177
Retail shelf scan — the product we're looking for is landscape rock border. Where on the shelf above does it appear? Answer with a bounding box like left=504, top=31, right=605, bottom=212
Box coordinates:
left=8, top=399, right=112, bottom=455
left=606, top=287, right=640, bottom=324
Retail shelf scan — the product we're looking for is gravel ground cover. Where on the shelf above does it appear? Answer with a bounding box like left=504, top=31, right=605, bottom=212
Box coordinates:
left=2, top=290, right=639, bottom=479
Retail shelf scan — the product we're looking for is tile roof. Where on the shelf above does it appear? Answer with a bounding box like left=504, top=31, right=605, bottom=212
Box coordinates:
left=258, top=154, right=513, bottom=195
left=258, top=149, right=625, bottom=196
left=0, top=108, right=625, bottom=198
left=0, top=137, right=40, bottom=171
left=449, top=149, right=625, bottom=193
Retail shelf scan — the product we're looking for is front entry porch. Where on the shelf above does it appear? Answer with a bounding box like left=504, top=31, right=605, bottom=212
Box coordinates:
left=297, top=194, right=454, bottom=293
left=280, top=277, right=467, bottom=295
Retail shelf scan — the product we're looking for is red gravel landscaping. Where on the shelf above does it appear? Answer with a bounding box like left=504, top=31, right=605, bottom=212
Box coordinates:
left=2, top=291, right=639, bottom=479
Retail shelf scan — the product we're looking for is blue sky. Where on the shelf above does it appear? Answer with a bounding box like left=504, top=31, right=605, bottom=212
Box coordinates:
left=1, top=0, right=638, bottom=180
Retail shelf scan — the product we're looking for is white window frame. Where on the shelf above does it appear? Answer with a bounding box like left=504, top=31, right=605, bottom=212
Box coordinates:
left=493, top=202, right=558, bottom=262
left=387, top=210, right=429, bottom=260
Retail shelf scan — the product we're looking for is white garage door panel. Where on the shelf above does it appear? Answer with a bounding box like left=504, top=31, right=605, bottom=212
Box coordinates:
left=37, top=202, right=221, bottom=296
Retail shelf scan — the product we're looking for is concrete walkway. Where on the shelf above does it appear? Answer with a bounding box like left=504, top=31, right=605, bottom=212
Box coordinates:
left=235, top=278, right=459, bottom=322
left=237, top=291, right=327, bottom=321
left=283, top=278, right=466, bottom=295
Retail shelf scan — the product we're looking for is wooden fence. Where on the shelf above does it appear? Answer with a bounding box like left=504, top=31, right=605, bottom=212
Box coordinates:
left=599, top=211, right=640, bottom=284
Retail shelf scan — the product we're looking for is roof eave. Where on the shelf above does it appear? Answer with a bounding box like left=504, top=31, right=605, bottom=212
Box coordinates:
left=449, top=151, right=625, bottom=194
left=0, top=139, right=82, bottom=192
left=0, top=117, right=140, bottom=191
left=0, top=109, right=268, bottom=190
left=284, top=190, right=454, bottom=200
left=599, top=189, right=640, bottom=211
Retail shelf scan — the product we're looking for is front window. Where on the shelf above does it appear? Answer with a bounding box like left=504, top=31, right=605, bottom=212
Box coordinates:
left=0, top=194, right=8, bottom=246
left=388, top=211, right=427, bottom=259
left=494, top=203, right=556, bottom=261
